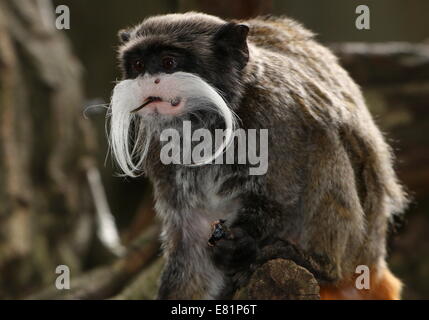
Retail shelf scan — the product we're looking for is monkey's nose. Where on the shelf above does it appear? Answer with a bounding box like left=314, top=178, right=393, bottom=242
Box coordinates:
left=154, top=78, right=160, bottom=84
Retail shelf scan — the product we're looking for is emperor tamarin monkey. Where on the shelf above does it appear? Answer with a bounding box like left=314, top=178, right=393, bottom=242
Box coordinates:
left=109, top=12, right=408, bottom=299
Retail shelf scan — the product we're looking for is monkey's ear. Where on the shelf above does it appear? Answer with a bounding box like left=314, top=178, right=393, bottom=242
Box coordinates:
left=118, top=29, right=131, bottom=43
left=214, top=22, right=250, bottom=69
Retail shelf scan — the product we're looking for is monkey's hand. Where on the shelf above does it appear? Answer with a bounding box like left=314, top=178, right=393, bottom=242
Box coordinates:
left=208, top=221, right=258, bottom=273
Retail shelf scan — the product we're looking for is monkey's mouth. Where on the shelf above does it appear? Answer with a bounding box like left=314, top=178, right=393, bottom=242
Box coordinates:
left=130, top=96, right=182, bottom=113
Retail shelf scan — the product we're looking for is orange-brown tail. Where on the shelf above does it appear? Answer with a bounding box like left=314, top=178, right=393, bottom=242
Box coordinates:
left=320, top=267, right=402, bottom=300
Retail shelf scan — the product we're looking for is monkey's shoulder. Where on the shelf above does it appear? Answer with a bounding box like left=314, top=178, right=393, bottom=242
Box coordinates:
left=244, top=16, right=315, bottom=51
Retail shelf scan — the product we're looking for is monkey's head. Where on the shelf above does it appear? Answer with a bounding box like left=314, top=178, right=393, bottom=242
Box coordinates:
left=109, top=12, right=250, bottom=176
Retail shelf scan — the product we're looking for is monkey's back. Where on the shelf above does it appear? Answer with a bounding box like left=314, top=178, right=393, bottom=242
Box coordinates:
left=239, top=16, right=408, bottom=280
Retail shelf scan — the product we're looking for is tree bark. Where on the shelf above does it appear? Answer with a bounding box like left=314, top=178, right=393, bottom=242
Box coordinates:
left=234, top=259, right=320, bottom=300
left=0, top=0, right=98, bottom=298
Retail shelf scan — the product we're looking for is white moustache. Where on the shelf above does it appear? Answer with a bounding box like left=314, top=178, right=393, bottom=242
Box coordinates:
left=108, top=72, right=238, bottom=177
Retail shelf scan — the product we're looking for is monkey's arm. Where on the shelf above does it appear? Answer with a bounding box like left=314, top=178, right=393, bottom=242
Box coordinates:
left=157, top=222, right=228, bottom=300
left=210, top=193, right=335, bottom=296
left=157, top=249, right=195, bottom=299
left=157, top=240, right=215, bottom=300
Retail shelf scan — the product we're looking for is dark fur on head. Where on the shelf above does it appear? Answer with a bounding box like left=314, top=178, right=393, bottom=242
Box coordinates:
left=118, top=12, right=248, bottom=105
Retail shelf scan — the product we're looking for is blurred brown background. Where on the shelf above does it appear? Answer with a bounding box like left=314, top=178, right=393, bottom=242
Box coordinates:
left=0, top=0, right=428, bottom=299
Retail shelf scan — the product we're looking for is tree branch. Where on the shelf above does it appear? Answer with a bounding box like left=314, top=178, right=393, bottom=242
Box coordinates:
left=330, top=42, right=429, bottom=85
left=234, top=259, right=320, bottom=300
left=27, top=224, right=160, bottom=300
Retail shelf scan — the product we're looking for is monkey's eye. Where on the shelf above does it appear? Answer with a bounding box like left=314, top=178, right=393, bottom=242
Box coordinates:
left=161, top=56, right=177, bottom=70
left=132, top=59, right=144, bottom=73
